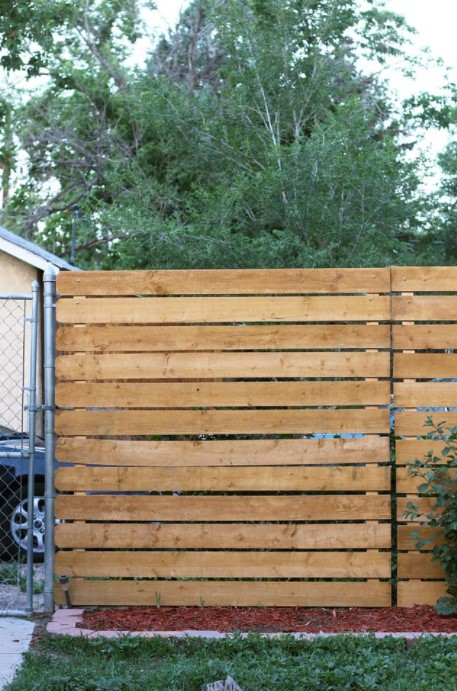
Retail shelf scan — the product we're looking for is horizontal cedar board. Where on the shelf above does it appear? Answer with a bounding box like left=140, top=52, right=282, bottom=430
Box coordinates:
left=54, top=550, right=391, bottom=579
left=57, top=268, right=390, bottom=296
left=396, top=496, right=435, bottom=521
left=395, top=411, right=457, bottom=437
left=55, top=494, right=391, bottom=521
left=394, top=382, right=457, bottom=408
left=56, top=324, right=390, bottom=353
left=56, top=351, right=390, bottom=381
left=56, top=295, right=390, bottom=324
left=55, top=464, right=391, bottom=493
left=56, top=436, right=390, bottom=466
left=391, top=266, right=457, bottom=292
left=54, top=579, right=391, bottom=607
left=397, top=525, right=441, bottom=550
left=56, top=380, right=390, bottom=409
left=397, top=553, right=443, bottom=579
left=394, top=353, right=457, bottom=379
left=55, top=521, right=391, bottom=550
left=393, top=295, right=457, bottom=321
left=55, top=408, right=390, bottom=436
left=392, top=325, right=457, bottom=350
left=396, top=439, right=449, bottom=465
left=397, top=581, right=446, bottom=608
left=395, top=467, right=452, bottom=494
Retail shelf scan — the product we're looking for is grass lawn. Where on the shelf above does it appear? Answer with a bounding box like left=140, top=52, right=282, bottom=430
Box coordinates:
left=6, top=632, right=457, bottom=691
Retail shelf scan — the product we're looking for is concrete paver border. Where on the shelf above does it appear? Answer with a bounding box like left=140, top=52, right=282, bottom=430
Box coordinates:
left=47, top=608, right=457, bottom=642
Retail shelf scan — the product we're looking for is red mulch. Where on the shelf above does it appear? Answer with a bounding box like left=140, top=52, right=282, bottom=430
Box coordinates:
left=78, top=605, right=457, bottom=634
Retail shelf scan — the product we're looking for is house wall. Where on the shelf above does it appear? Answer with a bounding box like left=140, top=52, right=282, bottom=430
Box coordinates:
left=0, top=251, right=43, bottom=435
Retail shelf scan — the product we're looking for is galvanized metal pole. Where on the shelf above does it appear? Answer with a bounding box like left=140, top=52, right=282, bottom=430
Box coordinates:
left=25, top=280, right=39, bottom=615
left=43, top=264, right=57, bottom=614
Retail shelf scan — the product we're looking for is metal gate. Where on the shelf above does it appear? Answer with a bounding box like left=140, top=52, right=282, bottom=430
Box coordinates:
left=0, top=283, right=40, bottom=615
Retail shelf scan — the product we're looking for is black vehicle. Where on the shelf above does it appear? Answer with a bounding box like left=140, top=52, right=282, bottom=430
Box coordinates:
left=0, top=425, right=45, bottom=559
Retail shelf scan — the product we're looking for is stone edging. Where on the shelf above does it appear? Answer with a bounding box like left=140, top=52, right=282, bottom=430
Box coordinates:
left=47, top=608, right=457, bottom=641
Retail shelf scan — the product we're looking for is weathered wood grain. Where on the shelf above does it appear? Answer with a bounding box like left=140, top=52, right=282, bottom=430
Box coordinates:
left=394, top=382, right=457, bottom=408
left=393, top=295, right=457, bottom=321
left=54, top=579, right=392, bottom=607
left=56, top=436, right=390, bottom=466
left=392, top=325, right=457, bottom=350
left=397, top=581, right=446, bottom=608
left=54, top=550, right=391, bottom=579
left=57, top=268, right=390, bottom=296
left=56, top=350, right=390, bottom=380
left=56, top=380, right=390, bottom=409
left=55, top=464, right=391, bottom=493
left=391, top=266, right=457, bottom=292
left=57, top=295, right=391, bottom=324
left=57, top=324, right=390, bottom=352
left=55, top=408, right=390, bottom=436
left=55, top=494, right=391, bottom=521
left=397, top=552, right=444, bottom=579
left=55, top=521, right=391, bottom=550
left=394, top=353, right=457, bottom=379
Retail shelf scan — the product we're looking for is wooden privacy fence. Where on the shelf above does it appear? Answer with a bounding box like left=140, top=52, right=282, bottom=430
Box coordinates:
left=53, top=267, right=457, bottom=608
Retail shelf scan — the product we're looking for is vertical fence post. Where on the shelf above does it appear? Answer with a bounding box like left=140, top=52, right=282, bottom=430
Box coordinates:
left=25, top=280, right=39, bottom=614
left=43, top=264, right=57, bottom=614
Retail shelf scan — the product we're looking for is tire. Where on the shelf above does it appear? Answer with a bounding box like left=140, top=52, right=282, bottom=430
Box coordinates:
left=1, top=482, right=45, bottom=561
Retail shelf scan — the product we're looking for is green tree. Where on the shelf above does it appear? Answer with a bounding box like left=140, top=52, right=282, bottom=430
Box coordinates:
left=1, top=0, right=142, bottom=262
left=107, top=0, right=432, bottom=268
left=2, top=0, right=449, bottom=268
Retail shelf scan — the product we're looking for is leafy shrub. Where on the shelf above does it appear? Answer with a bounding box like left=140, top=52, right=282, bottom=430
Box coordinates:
left=405, top=418, right=457, bottom=615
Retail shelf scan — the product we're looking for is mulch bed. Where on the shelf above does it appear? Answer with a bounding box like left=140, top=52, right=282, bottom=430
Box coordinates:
left=78, top=605, right=457, bottom=634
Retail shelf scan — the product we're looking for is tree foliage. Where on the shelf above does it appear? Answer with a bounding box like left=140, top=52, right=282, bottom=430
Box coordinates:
left=1, top=0, right=454, bottom=268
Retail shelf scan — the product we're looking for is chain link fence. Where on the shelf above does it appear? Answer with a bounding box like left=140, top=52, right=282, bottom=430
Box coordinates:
left=0, top=288, right=42, bottom=615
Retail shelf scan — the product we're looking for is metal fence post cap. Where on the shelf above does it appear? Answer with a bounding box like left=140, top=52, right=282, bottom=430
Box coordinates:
left=43, top=263, right=59, bottom=280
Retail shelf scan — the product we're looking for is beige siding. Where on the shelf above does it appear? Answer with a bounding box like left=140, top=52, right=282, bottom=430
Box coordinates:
left=0, top=252, right=42, bottom=434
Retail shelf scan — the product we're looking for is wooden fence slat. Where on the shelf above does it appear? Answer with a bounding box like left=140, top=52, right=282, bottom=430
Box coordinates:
left=395, top=439, right=447, bottom=465
left=56, top=351, right=390, bottom=380
left=57, top=324, right=391, bottom=352
left=55, top=521, right=391, bottom=550
left=396, top=466, right=450, bottom=494
left=56, top=436, right=390, bottom=466
left=393, top=295, right=457, bottom=321
left=397, top=581, right=447, bottom=608
left=395, top=412, right=457, bottom=437
left=57, top=268, right=391, bottom=296
left=391, top=266, right=457, bottom=292
left=55, top=464, right=391, bottom=493
left=55, top=494, right=391, bottom=521
left=397, top=553, right=444, bottom=579
left=56, top=408, right=390, bottom=436
left=397, top=525, right=441, bottom=550
left=396, top=496, right=435, bottom=521
left=394, top=382, right=457, bottom=408
left=54, top=579, right=392, bottom=607
left=56, top=295, right=391, bottom=325
left=394, top=354, right=457, bottom=379
left=54, top=550, right=391, bottom=579
left=56, top=380, right=390, bottom=409
left=392, top=325, right=457, bottom=350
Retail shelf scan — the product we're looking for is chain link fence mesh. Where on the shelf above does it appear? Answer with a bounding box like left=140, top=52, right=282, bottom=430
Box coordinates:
left=0, top=295, right=43, bottom=613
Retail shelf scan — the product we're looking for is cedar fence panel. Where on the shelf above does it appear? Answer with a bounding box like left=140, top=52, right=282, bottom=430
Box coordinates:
left=55, top=268, right=391, bottom=607
left=392, top=266, right=457, bottom=608
left=53, top=266, right=457, bottom=608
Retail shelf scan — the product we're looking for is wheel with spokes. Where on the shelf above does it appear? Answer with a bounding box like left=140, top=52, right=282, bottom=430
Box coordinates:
left=2, top=482, right=45, bottom=561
